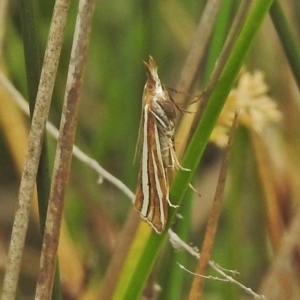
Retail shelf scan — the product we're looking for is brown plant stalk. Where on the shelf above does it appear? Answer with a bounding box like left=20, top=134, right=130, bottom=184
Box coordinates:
left=259, top=205, right=300, bottom=299
left=34, top=0, right=96, bottom=298
left=0, top=1, right=70, bottom=299
left=188, top=112, right=238, bottom=300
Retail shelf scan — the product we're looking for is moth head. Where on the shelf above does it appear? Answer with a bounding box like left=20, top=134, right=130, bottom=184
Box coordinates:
left=143, top=56, right=163, bottom=95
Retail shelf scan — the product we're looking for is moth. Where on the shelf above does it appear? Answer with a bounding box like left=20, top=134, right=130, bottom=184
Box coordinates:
left=134, top=56, right=187, bottom=233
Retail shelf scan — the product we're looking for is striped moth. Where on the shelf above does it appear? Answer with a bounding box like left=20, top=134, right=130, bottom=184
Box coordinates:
left=134, top=56, right=188, bottom=233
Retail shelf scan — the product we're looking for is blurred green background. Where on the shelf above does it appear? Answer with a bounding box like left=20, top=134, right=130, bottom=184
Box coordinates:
left=1, top=0, right=300, bottom=299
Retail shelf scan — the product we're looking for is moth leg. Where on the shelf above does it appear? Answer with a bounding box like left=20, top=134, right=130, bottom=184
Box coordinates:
left=169, top=147, right=190, bottom=171
left=167, top=197, right=179, bottom=208
left=188, top=183, right=201, bottom=198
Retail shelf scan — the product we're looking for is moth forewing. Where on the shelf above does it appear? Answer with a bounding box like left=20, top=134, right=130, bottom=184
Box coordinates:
left=135, top=107, right=169, bottom=233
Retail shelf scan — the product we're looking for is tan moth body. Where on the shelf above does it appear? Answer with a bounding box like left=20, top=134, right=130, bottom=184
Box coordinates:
left=134, top=56, right=183, bottom=233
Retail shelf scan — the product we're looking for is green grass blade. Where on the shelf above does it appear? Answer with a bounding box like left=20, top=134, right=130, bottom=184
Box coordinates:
left=269, top=1, right=300, bottom=89
left=162, top=190, right=192, bottom=300
left=204, top=0, right=233, bottom=82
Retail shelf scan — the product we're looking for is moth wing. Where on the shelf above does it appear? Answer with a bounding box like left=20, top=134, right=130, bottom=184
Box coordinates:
left=135, top=107, right=169, bottom=233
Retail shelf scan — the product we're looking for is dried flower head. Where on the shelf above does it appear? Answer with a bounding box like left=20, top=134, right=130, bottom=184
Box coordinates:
left=210, top=70, right=281, bottom=147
